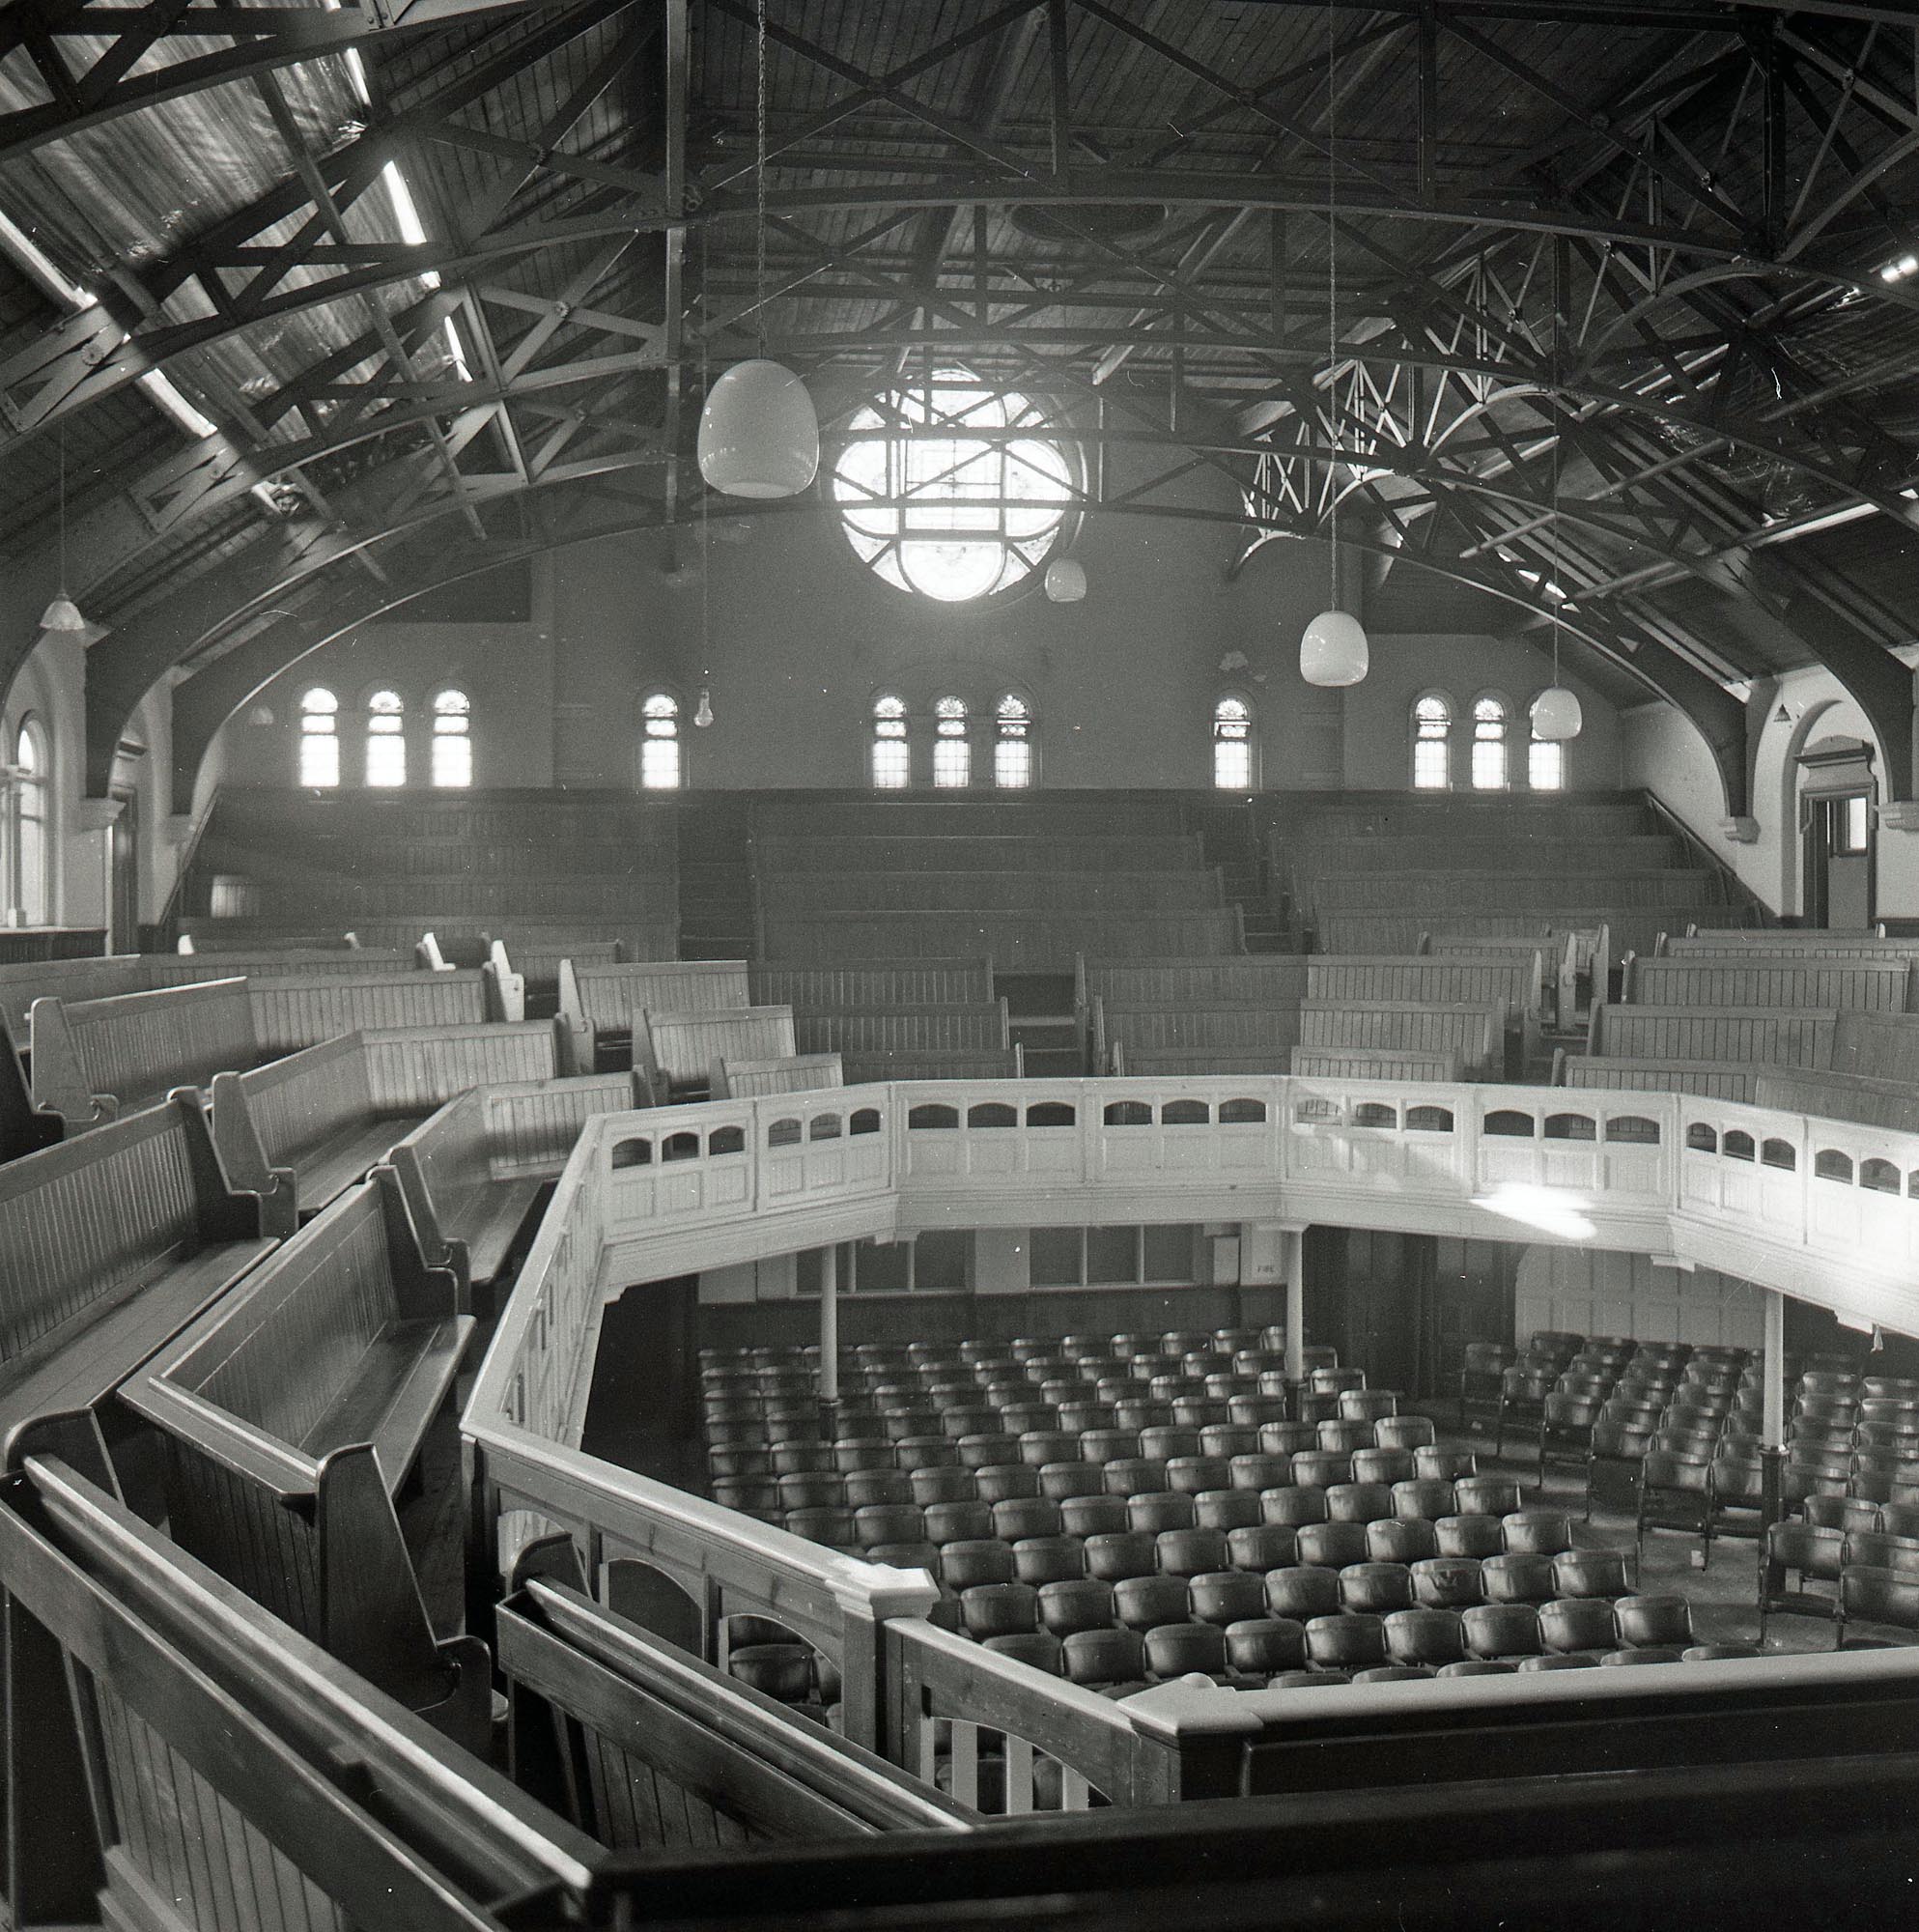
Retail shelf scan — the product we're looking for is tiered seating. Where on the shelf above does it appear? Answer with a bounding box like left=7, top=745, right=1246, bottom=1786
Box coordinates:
left=0, top=1012, right=60, bottom=1163
left=754, top=799, right=1244, bottom=972
left=1285, top=796, right=1733, bottom=964
left=699, top=1330, right=1720, bottom=1692
left=174, top=788, right=679, bottom=957
left=1296, top=999, right=1507, bottom=1079
left=639, top=1005, right=797, bottom=1102
left=559, top=958, right=750, bottom=1067
left=714, top=1053, right=846, bottom=1098
left=1084, top=956, right=1308, bottom=1078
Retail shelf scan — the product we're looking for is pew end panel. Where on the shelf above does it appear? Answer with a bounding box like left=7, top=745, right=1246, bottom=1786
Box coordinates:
left=0, top=1013, right=62, bottom=1164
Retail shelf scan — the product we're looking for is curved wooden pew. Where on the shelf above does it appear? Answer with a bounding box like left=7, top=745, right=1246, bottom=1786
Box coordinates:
left=0, top=1092, right=274, bottom=1469
left=559, top=958, right=751, bottom=1069
left=0, top=1012, right=60, bottom=1165
left=714, top=1054, right=846, bottom=1099
left=119, top=1168, right=481, bottom=1738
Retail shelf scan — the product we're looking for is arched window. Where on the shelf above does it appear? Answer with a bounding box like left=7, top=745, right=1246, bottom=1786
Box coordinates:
left=1412, top=694, right=1452, bottom=790
left=831, top=368, right=1072, bottom=601
left=871, top=695, right=910, bottom=789
left=1471, top=696, right=1509, bottom=790
left=995, top=694, right=1033, bottom=788
left=932, top=696, right=970, bottom=788
left=1528, top=704, right=1565, bottom=792
left=365, top=690, right=407, bottom=787
left=1213, top=696, right=1253, bottom=790
left=640, top=693, right=681, bottom=789
left=6, top=716, right=49, bottom=926
left=297, top=688, right=340, bottom=788
left=431, top=688, right=472, bottom=788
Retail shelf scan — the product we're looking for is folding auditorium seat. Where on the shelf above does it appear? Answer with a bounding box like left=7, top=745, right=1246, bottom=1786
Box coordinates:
left=1225, top=1617, right=1308, bottom=1679
left=1114, top=1575, right=1195, bottom=1633
left=1228, top=1523, right=1298, bottom=1573
left=943, top=1406, right=1002, bottom=1441
left=1199, top=1424, right=1260, bottom=1460
left=1187, top=1572, right=1265, bottom=1627
left=1228, top=1454, right=1293, bottom=1496
left=1316, top=1423, right=1374, bottom=1456
left=1145, top=1622, right=1228, bottom=1683
left=1012, top=1536, right=1086, bottom=1588
left=836, top=1439, right=899, bottom=1474
left=1259, top=1422, right=1319, bottom=1457
left=727, top=1643, right=815, bottom=1702
left=1480, top=1553, right=1558, bottom=1606
left=1411, top=1558, right=1486, bottom=1611
left=1339, top=1563, right=1416, bottom=1617
left=1585, top=1420, right=1654, bottom=1517
left=1636, top=1454, right=1714, bottom=1565
left=992, top=1497, right=1062, bottom=1543
left=1366, top=1519, right=1439, bottom=1566
left=1261, top=1486, right=1330, bottom=1529
left=1518, top=1653, right=1598, bottom=1671
left=1550, top=1548, right=1634, bottom=1600
left=957, top=1433, right=1018, bottom=1470
left=1269, top=1670, right=1351, bottom=1689
left=710, top=1447, right=772, bottom=1484
left=1461, top=1604, right=1544, bottom=1663
left=1502, top=1510, right=1574, bottom=1557
left=1128, top=1492, right=1197, bottom=1535
left=1538, top=1597, right=1619, bottom=1659
left=1295, top=1394, right=1340, bottom=1425
left=897, top=1435, right=959, bottom=1472
left=1081, top=1428, right=1141, bottom=1464
left=940, top=1540, right=1018, bottom=1592
left=1228, top=1395, right=1289, bottom=1429
left=1392, top=1479, right=1457, bottom=1522
left=1291, top=1451, right=1355, bottom=1489
left=1062, top=1629, right=1147, bottom=1696
left=1194, top=1490, right=1261, bottom=1533
left=1538, top=1394, right=1604, bottom=1484
left=1415, top=1447, right=1479, bottom=1484
left=1600, top=1647, right=1684, bottom=1666
left=1039, top=1578, right=1115, bottom=1637
left=776, top=1470, right=847, bottom=1513
left=1103, top=1457, right=1170, bottom=1497
left=925, top=1500, right=995, bottom=1545
left=712, top=1480, right=778, bottom=1517
left=1296, top=1521, right=1371, bottom=1570
left=1382, top=1607, right=1466, bottom=1670
left=1326, top=1482, right=1395, bottom=1525
left=1155, top=1528, right=1228, bottom=1578
left=975, top=1464, right=1041, bottom=1504
left=1172, top=1398, right=1233, bottom=1430
left=1837, top=1565, right=1919, bottom=1646
left=1305, top=1613, right=1388, bottom=1673
left=1759, top=1519, right=1845, bottom=1637
left=1265, top=1566, right=1342, bottom=1622
left=1038, top=1461, right=1105, bottom=1503
left=855, top=1504, right=926, bottom=1549
left=1059, top=1493, right=1130, bottom=1539
left=999, top=1405, right=1057, bottom=1438
left=1141, top=1426, right=1202, bottom=1463
left=911, top=1467, right=977, bottom=1508
left=1113, top=1399, right=1171, bottom=1432
left=1458, top=1342, right=1516, bottom=1431
left=1681, top=1642, right=1761, bottom=1662
left=844, top=1470, right=913, bottom=1510
left=1168, top=1455, right=1233, bottom=1495
left=1434, top=1515, right=1505, bottom=1560
left=1493, top=1367, right=1555, bottom=1458
left=1706, top=1447, right=1767, bottom=1546
left=1057, top=1402, right=1107, bottom=1435
left=1842, top=1529, right=1919, bottom=1575
left=868, top=1541, right=942, bottom=1575
left=1019, top=1430, right=1081, bottom=1470
left=784, top=1506, right=856, bottom=1548
left=1804, top=1493, right=1879, bottom=1537
left=1350, top=1448, right=1416, bottom=1487
left=770, top=1438, right=833, bottom=1478
left=1455, top=1476, right=1523, bottom=1519
left=1438, top=1660, right=1514, bottom=1678
left=1085, top=1531, right=1158, bottom=1583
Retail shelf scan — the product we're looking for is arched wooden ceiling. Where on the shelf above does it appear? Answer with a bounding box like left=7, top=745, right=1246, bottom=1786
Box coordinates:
left=1, top=0, right=1916, bottom=815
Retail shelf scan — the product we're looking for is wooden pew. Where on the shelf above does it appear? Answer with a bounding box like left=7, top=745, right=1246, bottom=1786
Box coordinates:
left=147, top=946, right=416, bottom=985
left=714, top=1054, right=846, bottom=1098
left=1297, top=999, right=1506, bottom=1079
left=843, top=1046, right=1024, bottom=1082
left=390, top=1074, right=637, bottom=1302
left=1307, top=953, right=1543, bottom=1018
left=119, top=1168, right=482, bottom=1737
left=0, top=954, right=149, bottom=1038
left=1308, top=868, right=1717, bottom=915
left=1828, top=1010, right=1919, bottom=1088
left=499, top=1574, right=974, bottom=1845
left=559, top=958, right=751, bottom=1068
left=0, top=1013, right=60, bottom=1164
left=1625, top=953, right=1914, bottom=1013
left=0, top=1453, right=601, bottom=1930
left=1588, top=1003, right=1838, bottom=1069
left=1755, top=1066, right=1919, bottom=1137
left=0, top=1092, right=274, bottom=1468
left=1672, top=926, right=1895, bottom=952
left=360, top=1017, right=569, bottom=1109
left=30, top=977, right=259, bottom=1129
left=1289, top=1046, right=1463, bottom=1082
left=245, top=966, right=511, bottom=1055
left=758, top=871, right=1224, bottom=914
left=755, top=832, right=1201, bottom=873
left=760, top=911, right=1244, bottom=972
left=751, top=959, right=996, bottom=1008
left=1110, top=1042, right=1293, bottom=1076
left=638, top=1006, right=797, bottom=1101
left=1096, top=1003, right=1301, bottom=1074
left=1076, top=953, right=1310, bottom=1008
left=1553, top=1053, right=1760, bottom=1102
left=211, top=1031, right=437, bottom=1229
left=793, top=1003, right=1010, bottom=1058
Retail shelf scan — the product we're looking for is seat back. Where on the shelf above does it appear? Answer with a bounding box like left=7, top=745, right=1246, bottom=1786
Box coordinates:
left=32, top=979, right=257, bottom=1123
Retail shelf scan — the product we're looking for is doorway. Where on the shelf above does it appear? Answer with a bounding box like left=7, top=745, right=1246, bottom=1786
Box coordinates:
left=1798, top=739, right=1876, bottom=931
left=109, top=786, right=139, bottom=952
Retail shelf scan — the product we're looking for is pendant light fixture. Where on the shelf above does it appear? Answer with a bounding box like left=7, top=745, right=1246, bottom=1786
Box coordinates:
left=694, top=688, right=715, bottom=728
left=40, top=429, right=88, bottom=633
left=696, top=0, right=819, bottom=497
left=1531, top=309, right=1582, bottom=743
left=1044, top=556, right=1086, bottom=603
left=1301, top=7, right=1367, bottom=689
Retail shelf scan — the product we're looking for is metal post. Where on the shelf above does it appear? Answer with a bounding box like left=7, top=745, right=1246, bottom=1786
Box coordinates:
left=1763, top=1289, right=1788, bottom=1449
left=1283, top=1227, right=1307, bottom=1381
left=819, top=1241, right=840, bottom=1405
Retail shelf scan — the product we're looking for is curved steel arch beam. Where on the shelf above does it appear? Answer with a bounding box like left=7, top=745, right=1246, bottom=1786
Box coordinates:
left=155, top=481, right=1750, bottom=821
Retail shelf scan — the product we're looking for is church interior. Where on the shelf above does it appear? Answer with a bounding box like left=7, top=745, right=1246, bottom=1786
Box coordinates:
left=2, top=0, right=1919, bottom=1923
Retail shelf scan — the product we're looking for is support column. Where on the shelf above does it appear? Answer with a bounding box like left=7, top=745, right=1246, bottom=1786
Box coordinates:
left=1281, top=1227, right=1307, bottom=1380
left=818, top=1242, right=840, bottom=1406
left=1761, top=1287, right=1789, bottom=1548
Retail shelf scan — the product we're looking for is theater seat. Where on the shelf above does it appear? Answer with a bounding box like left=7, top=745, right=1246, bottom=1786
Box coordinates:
left=1013, top=1536, right=1087, bottom=1587
left=982, top=1632, right=1063, bottom=1674
left=1060, top=1493, right=1130, bottom=1539
left=728, top=1643, right=814, bottom=1701
left=1269, top=1669, right=1350, bottom=1689
left=1600, top=1647, right=1682, bottom=1666
left=1114, top=1575, right=1194, bottom=1633
left=1392, top=1479, right=1457, bottom=1522
left=1187, top=1571, right=1265, bottom=1627
left=1295, top=1521, right=1370, bottom=1570
left=924, top=1500, right=995, bottom=1545
left=1264, top=1566, right=1341, bottom=1622
left=993, top=1497, right=1063, bottom=1542
left=1462, top=1604, right=1544, bottom=1662
left=941, top=1540, right=1017, bottom=1591
left=975, top=1464, right=1040, bottom=1504
left=1156, top=1527, right=1228, bottom=1578
left=1517, top=1653, right=1598, bottom=1671
left=1062, top=1628, right=1145, bottom=1692
left=1481, top=1553, right=1558, bottom=1606
left=1305, top=1613, right=1388, bottom=1672
left=1038, top=1461, right=1105, bottom=1503
left=1353, top=1665, right=1432, bottom=1684
left=1225, top=1617, right=1308, bottom=1677
left=1325, top=1482, right=1395, bottom=1525
left=1434, top=1515, right=1505, bottom=1560
left=1551, top=1548, right=1634, bottom=1600
left=1037, top=1578, right=1115, bottom=1638
left=1683, top=1643, right=1761, bottom=1662
left=1144, top=1622, right=1227, bottom=1682
left=1194, top=1490, right=1261, bottom=1533
left=1613, top=1594, right=1694, bottom=1649
left=1339, top=1563, right=1416, bottom=1616
left=1411, top=1557, right=1485, bottom=1610
left=1538, top=1597, right=1617, bottom=1656
left=1128, top=1492, right=1197, bottom=1535
left=1437, top=1660, right=1513, bottom=1677
left=1366, top=1519, right=1439, bottom=1566
left=1260, top=1486, right=1330, bottom=1528
left=1383, top=1607, right=1466, bottom=1669
left=1227, top=1523, right=1298, bottom=1573
left=1085, top=1530, right=1159, bottom=1583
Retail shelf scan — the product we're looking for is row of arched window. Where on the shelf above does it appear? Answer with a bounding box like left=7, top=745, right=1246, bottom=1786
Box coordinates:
left=1412, top=693, right=1565, bottom=793
left=3, top=717, right=50, bottom=926
left=297, top=688, right=471, bottom=789
left=869, top=695, right=1035, bottom=790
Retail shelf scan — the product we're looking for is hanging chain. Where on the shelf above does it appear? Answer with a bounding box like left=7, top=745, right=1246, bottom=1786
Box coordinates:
left=756, top=0, right=769, bottom=355
left=1550, top=318, right=1564, bottom=685
left=1326, top=2, right=1339, bottom=610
